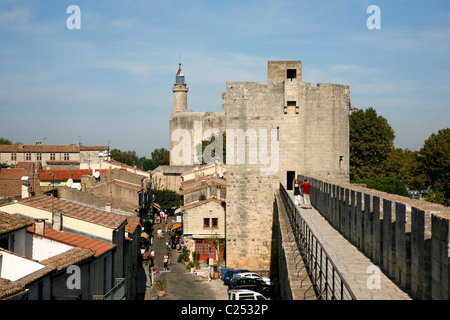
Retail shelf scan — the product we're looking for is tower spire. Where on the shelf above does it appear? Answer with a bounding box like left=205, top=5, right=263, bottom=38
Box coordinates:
left=173, top=58, right=188, bottom=113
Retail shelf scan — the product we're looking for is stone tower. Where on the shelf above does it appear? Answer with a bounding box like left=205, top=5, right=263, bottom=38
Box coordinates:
left=169, top=60, right=351, bottom=270
left=172, top=63, right=188, bottom=113
left=169, top=63, right=226, bottom=166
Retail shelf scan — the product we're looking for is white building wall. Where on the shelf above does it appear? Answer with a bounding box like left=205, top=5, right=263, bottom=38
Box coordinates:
left=31, top=236, right=74, bottom=261
left=0, top=251, right=46, bottom=281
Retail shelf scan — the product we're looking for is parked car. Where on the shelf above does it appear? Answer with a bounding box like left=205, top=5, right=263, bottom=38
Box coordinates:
left=228, top=289, right=268, bottom=300
left=227, top=277, right=272, bottom=299
left=220, top=268, right=234, bottom=281
left=223, top=269, right=249, bottom=285
left=231, top=272, right=271, bottom=286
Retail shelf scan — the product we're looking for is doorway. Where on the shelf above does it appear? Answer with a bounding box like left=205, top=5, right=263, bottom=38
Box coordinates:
left=286, top=171, right=295, bottom=190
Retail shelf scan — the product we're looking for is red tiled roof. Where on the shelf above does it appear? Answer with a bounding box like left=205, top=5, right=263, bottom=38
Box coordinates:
left=40, top=169, right=109, bottom=181
left=0, top=211, right=34, bottom=236
left=16, top=194, right=128, bottom=229
left=125, top=216, right=140, bottom=234
left=181, top=198, right=225, bottom=211
left=41, top=247, right=94, bottom=271
left=27, top=225, right=116, bottom=258
left=0, top=168, right=27, bottom=180
left=0, top=144, right=108, bottom=153
left=0, top=180, right=23, bottom=197
left=92, top=179, right=143, bottom=192
left=16, top=162, right=42, bottom=170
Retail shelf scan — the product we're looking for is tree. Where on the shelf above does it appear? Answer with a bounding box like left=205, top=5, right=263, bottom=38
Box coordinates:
left=110, top=149, right=135, bottom=166
left=151, top=148, right=170, bottom=168
left=195, top=132, right=226, bottom=165
left=0, top=137, right=13, bottom=145
left=353, top=177, right=409, bottom=197
left=384, top=148, right=428, bottom=191
left=152, top=189, right=180, bottom=210
left=350, top=107, right=395, bottom=181
left=419, top=128, right=449, bottom=206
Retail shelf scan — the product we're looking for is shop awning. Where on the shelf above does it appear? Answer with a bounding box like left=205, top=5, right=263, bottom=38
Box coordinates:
left=171, top=223, right=182, bottom=230
left=152, top=203, right=161, bottom=210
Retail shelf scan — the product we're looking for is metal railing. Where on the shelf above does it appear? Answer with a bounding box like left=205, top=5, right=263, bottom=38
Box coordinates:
left=92, top=278, right=126, bottom=300
left=280, top=183, right=356, bottom=300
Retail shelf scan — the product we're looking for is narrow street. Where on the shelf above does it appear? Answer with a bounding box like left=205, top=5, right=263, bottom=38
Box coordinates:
left=137, top=215, right=227, bottom=300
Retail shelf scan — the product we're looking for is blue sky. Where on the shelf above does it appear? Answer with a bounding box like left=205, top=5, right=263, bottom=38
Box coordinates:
left=0, top=0, right=449, bottom=157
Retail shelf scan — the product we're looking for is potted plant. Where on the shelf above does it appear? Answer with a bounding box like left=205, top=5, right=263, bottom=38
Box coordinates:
left=186, top=261, right=195, bottom=272
left=194, top=251, right=201, bottom=269
left=154, top=279, right=166, bottom=297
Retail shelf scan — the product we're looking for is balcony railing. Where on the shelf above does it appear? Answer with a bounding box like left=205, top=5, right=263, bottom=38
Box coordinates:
left=92, top=278, right=125, bottom=300
left=279, top=183, right=356, bottom=300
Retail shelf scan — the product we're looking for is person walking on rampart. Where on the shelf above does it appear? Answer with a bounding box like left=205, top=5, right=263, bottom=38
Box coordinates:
left=301, top=179, right=312, bottom=209
left=293, top=180, right=302, bottom=206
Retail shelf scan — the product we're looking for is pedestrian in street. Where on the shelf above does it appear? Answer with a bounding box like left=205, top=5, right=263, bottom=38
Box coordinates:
left=293, top=180, right=302, bottom=206
left=301, top=178, right=312, bottom=209
left=149, top=255, right=155, bottom=273
left=142, top=247, right=150, bottom=287
left=163, top=253, right=170, bottom=271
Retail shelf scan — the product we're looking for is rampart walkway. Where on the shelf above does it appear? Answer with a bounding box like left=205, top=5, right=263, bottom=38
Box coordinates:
left=284, top=190, right=411, bottom=300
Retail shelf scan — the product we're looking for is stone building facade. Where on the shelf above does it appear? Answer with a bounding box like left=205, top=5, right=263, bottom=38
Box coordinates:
left=169, top=60, right=352, bottom=270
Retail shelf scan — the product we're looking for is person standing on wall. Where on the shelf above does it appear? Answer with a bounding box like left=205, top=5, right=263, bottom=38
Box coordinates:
left=301, top=179, right=312, bottom=209
left=293, top=180, right=302, bottom=206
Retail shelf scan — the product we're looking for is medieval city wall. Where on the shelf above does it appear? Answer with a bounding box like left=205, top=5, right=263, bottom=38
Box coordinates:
left=300, top=173, right=450, bottom=300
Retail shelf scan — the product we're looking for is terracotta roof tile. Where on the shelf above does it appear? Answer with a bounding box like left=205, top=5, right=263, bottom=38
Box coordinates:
left=41, top=247, right=94, bottom=270
left=40, top=169, right=108, bottom=181
left=181, top=198, right=225, bottom=211
left=0, top=144, right=108, bottom=153
left=0, top=181, right=23, bottom=197
left=28, top=225, right=116, bottom=258
left=17, top=194, right=127, bottom=229
left=0, top=211, right=34, bottom=236
left=0, top=278, right=26, bottom=299
left=0, top=168, right=27, bottom=180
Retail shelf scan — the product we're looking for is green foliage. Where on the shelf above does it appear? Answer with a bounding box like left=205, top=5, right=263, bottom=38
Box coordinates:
left=110, top=149, right=136, bottom=166
left=152, top=189, right=180, bottom=210
left=177, top=246, right=190, bottom=263
left=109, top=147, right=169, bottom=171
left=419, top=128, right=450, bottom=206
left=353, top=177, right=409, bottom=197
left=0, top=137, right=13, bottom=145
left=151, top=148, right=170, bottom=168
left=186, top=261, right=195, bottom=270
left=383, top=148, right=428, bottom=191
left=195, top=132, right=226, bottom=165
left=350, top=107, right=395, bottom=181
left=154, top=279, right=166, bottom=291
left=0, top=162, right=14, bottom=168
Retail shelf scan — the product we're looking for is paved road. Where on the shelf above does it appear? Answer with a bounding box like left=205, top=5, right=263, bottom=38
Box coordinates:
left=137, top=215, right=227, bottom=300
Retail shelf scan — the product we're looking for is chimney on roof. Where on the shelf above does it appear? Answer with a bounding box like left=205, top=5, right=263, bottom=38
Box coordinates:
left=70, top=143, right=76, bottom=149
left=18, top=142, right=23, bottom=149
left=105, top=203, right=112, bottom=212
left=21, top=185, right=30, bottom=199
left=36, top=141, right=42, bottom=145
left=35, top=219, right=46, bottom=236
left=52, top=212, right=62, bottom=231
